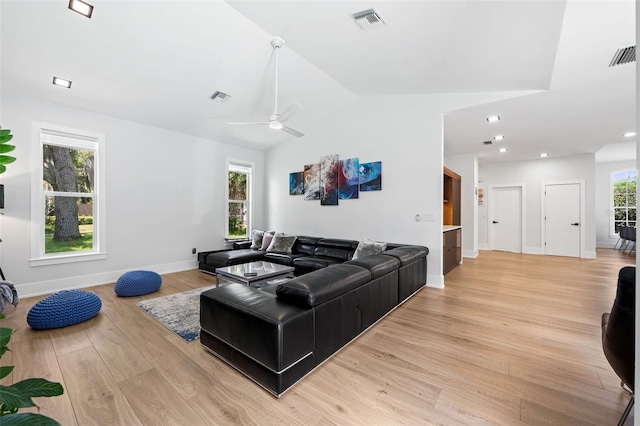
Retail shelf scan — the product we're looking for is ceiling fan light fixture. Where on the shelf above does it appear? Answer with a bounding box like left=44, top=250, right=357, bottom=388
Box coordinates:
left=68, top=0, right=93, bottom=18
left=269, top=121, right=283, bottom=130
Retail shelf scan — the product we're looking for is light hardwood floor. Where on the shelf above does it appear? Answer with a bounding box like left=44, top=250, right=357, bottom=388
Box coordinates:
left=1, top=249, right=635, bottom=425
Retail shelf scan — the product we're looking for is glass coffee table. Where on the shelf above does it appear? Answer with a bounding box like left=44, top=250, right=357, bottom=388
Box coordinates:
left=215, top=261, right=294, bottom=287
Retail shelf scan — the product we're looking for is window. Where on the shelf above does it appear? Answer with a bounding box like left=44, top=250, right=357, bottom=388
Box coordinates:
left=225, top=161, right=252, bottom=240
left=31, top=122, right=106, bottom=266
left=611, top=169, right=637, bottom=235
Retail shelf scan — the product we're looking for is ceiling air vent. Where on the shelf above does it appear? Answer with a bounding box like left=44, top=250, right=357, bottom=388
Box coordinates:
left=609, top=45, right=635, bottom=67
left=351, top=8, right=386, bottom=30
left=483, top=140, right=493, bottom=145
left=210, top=91, right=230, bottom=103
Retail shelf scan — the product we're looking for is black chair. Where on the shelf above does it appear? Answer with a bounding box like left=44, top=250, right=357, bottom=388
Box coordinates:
left=624, top=227, right=636, bottom=255
left=617, top=226, right=630, bottom=252
left=614, top=225, right=627, bottom=250
left=602, top=266, right=635, bottom=425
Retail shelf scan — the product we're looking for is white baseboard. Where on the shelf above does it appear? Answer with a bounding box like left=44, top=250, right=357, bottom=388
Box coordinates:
left=15, top=260, right=198, bottom=299
left=524, top=246, right=544, bottom=255
left=426, top=273, right=444, bottom=289
left=463, top=249, right=478, bottom=259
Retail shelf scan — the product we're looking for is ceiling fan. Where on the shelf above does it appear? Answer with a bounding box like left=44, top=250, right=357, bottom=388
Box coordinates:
left=227, top=37, right=305, bottom=138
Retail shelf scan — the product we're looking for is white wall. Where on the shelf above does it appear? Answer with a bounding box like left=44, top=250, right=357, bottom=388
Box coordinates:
left=595, top=159, right=636, bottom=248
left=264, top=92, right=527, bottom=288
left=0, top=93, right=265, bottom=297
left=478, top=154, right=596, bottom=257
left=444, top=154, right=478, bottom=258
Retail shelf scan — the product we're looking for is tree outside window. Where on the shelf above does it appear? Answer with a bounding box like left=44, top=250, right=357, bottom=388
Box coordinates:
left=43, top=144, right=95, bottom=253
left=612, top=169, right=637, bottom=234
left=227, top=163, right=252, bottom=239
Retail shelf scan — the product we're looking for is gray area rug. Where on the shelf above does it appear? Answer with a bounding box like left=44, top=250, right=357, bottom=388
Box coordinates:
left=136, top=285, right=217, bottom=342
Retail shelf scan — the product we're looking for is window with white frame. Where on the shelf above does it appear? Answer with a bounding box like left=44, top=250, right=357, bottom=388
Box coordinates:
left=611, top=169, right=637, bottom=235
left=225, top=161, right=252, bottom=240
left=31, top=122, right=106, bottom=266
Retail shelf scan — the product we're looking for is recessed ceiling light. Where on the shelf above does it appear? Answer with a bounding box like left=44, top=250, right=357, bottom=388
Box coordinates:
left=210, top=91, right=230, bottom=103
left=68, top=0, right=93, bottom=18
left=486, top=115, right=500, bottom=123
left=624, top=131, right=636, bottom=137
left=494, top=135, right=505, bottom=141
left=52, top=77, right=72, bottom=88
left=539, top=153, right=548, bottom=158
left=498, top=148, right=508, bottom=153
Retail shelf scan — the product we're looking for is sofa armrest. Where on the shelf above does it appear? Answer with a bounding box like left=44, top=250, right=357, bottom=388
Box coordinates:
left=197, top=249, right=231, bottom=263
left=233, top=240, right=252, bottom=250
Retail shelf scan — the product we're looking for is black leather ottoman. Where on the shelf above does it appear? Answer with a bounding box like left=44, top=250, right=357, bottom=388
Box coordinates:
left=200, top=284, right=314, bottom=396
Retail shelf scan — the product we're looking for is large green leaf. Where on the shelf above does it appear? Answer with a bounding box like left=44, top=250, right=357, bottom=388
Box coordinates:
left=0, top=145, right=15, bottom=154
left=0, top=385, right=36, bottom=409
left=0, top=156, right=16, bottom=165
left=0, top=129, right=9, bottom=136
left=0, top=413, right=61, bottom=426
left=0, top=327, right=12, bottom=348
left=0, top=165, right=5, bottom=174
left=0, top=366, right=13, bottom=380
left=11, top=378, right=64, bottom=398
left=0, top=134, right=13, bottom=144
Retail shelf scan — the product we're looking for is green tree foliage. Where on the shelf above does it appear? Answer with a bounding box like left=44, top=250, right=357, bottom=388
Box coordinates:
left=228, top=172, right=248, bottom=237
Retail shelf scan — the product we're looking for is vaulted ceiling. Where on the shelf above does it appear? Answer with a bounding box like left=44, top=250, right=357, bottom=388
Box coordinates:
left=1, top=1, right=635, bottom=162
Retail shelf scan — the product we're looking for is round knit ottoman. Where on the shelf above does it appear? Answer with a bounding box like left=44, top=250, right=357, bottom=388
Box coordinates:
left=115, top=270, right=162, bottom=297
left=27, top=290, right=102, bottom=330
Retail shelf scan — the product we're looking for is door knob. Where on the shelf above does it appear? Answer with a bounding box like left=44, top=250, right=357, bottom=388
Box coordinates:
left=492, top=221, right=499, bottom=224
left=571, top=223, right=579, bottom=226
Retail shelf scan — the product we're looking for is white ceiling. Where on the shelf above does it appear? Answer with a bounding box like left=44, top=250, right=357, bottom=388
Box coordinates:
left=1, top=1, right=636, bottom=162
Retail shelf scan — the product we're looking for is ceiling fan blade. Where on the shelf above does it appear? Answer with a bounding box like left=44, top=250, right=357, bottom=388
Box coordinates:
left=226, top=121, right=270, bottom=126
left=281, top=125, right=305, bottom=138
left=278, top=102, right=303, bottom=123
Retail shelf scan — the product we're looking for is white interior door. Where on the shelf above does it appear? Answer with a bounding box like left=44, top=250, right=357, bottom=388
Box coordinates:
left=490, top=186, right=522, bottom=252
left=545, top=183, right=580, bottom=257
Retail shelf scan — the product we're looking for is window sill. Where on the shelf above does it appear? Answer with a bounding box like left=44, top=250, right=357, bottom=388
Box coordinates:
left=30, top=252, right=107, bottom=267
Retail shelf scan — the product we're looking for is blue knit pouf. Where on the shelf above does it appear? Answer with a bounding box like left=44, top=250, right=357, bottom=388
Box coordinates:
left=115, top=270, right=162, bottom=297
left=27, top=290, right=102, bottom=330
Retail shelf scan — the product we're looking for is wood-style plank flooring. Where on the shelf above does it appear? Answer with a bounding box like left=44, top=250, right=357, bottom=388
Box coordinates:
left=1, top=249, right=635, bottom=425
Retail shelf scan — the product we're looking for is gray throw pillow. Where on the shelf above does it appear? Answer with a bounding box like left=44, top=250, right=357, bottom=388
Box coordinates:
left=267, top=234, right=297, bottom=253
left=352, top=238, right=387, bottom=259
left=250, top=230, right=264, bottom=249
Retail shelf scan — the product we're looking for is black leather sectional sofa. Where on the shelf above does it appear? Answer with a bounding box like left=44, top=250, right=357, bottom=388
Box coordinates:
left=199, top=236, right=428, bottom=396
left=198, top=236, right=367, bottom=276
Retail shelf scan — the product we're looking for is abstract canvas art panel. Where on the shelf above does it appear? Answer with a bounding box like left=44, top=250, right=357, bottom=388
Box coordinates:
left=320, top=154, right=339, bottom=206
left=338, top=158, right=359, bottom=199
left=359, top=161, right=382, bottom=191
left=289, top=172, right=304, bottom=195
left=303, top=163, right=321, bottom=200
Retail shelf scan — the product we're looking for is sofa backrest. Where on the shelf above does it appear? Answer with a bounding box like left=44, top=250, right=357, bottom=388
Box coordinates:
left=313, top=238, right=359, bottom=261
left=292, top=236, right=321, bottom=255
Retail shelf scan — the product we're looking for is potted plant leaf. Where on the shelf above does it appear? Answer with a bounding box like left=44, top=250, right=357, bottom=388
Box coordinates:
left=0, top=313, right=64, bottom=425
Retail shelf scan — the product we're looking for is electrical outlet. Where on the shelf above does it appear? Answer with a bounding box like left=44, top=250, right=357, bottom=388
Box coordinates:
left=192, top=248, right=196, bottom=255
